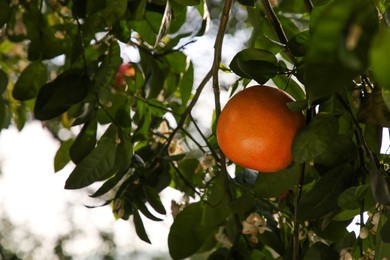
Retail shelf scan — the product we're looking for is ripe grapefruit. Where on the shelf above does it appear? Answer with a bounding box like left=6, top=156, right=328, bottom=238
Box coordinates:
left=216, top=85, right=305, bottom=173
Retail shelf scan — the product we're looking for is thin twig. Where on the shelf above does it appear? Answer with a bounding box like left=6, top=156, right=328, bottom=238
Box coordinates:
left=189, top=115, right=220, bottom=161
left=180, top=127, right=207, bottom=153
left=260, top=0, right=297, bottom=64
left=210, top=0, right=242, bottom=248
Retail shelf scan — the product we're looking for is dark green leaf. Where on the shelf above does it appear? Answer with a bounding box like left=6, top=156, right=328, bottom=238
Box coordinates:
left=115, top=128, right=133, bottom=170
left=292, top=114, right=339, bottom=163
left=272, top=75, right=306, bottom=101
left=0, top=69, right=8, bottom=94
left=287, top=30, right=310, bottom=57
left=133, top=210, right=151, bottom=244
left=164, top=51, right=188, bottom=73
left=254, top=165, right=300, bottom=198
left=370, top=28, right=390, bottom=90
left=337, top=184, right=369, bottom=210
left=314, top=134, right=357, bottom=172
left=297, top=164, right=354, bottom=221
left=179, top=62, right=194, bottom=106
left=368, top=152, right=390, bottom=205
left=143, top=185, right=166, bottom=215
left=12, top=61, right=47, bottom=100
left=90, top=169, right=127, bottom=197
left=305, top=0, right=378, bottom=101
left=34, top=69, right=89, bottom=120
left=381, top=220, right=390, bottom=243
left=93, top=41, right=121, bottom=100
left=54, top=140, right=72, bottom=172
left=70, top=117, right=97, bottom=164
left=168, top=202, right=210, bottom=259
left=0, top=97, right=11, bottom=130
left=65, top=124, right=117, bottom=189
left=230, top=48, right=279, bottom=84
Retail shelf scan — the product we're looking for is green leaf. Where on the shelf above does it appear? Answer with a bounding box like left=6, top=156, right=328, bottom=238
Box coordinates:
left=65, top=124, right=117, bottom=189
left=254, top=165, right=300, bottom=198
left=0, top=69, right=8, bottom=94
left=381, top=219, right=390, bottom=243
left=179, top=62, right=194, bottom=106
left=337, top=184, right=369, bottom=210
left=92, top=40, right=121, bottom=100
left=370, top=28, right=390, bottom=90
left=272, top=75, right=306, bottom=101
left=168, top=202, right=210, bottom=260
left=143, top=185, right=166, bottom=215
left=34, top=69, right=89, bottom=120
left=115, top=127, right=133, bottom=170
left=133, top=210, right=151, bottom=244
left=292, top=114, right=339, bottom=163
left=230, top=48, right=280, bottom=84
left=287, top=30, right=310, bottom=57
left=297, top=164, right=354, bottom=221
left=12, top=61, right=47, bottom=100
left=54, top=140, right=72, bottom=172
left=90, top=169, right=127, bottom=197
left=314, top=134, right=357, bottom=172
left=0, top=97, right=11, bottom=131
left=70, top=117, right=97, bottom=164
left=305, top=0, right=378, bottom=101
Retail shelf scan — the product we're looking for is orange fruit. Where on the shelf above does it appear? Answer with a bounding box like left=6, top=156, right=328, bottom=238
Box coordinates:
left=216, top=85, right=305, bottom=173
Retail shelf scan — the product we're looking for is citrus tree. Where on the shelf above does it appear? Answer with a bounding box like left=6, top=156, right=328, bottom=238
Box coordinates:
left=1, top=0, right=390, bottom=259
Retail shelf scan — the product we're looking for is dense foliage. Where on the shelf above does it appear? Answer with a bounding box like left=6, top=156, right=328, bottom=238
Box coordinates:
left=2, top=0, right=390, bottom=259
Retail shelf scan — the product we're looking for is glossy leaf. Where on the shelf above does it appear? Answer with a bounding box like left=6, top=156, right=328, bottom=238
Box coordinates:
left=90, top=169, right=128, bottom=198
left=297, top=164, right=354, bottom=221
left=230, top=48, right=280, bottom=84
left=370, top=28, right=390, bottom=90
left=65, top=124, right=118, bottom=189
left=70, top=117, right=97, bottom=164
left=254, top=165, right=300, bottom=198
left=133, top=210, right=151, bottom=244
left=178, top=62, right=194, bottom=106
left=93, top=41, right=121, bottom=100
left=34, top=69, right=89, bottom=120
left=337, top=184, right=369, bottom=210
left=292, top=114, right=339, bottom=163
left=12, top=61, right=47, bottom=100
left=168, top=202, right=210, bottom=259
left=305, top=0, right=378, bottom=101
left=54, top=140, right=72, bottom=172
left=143, top=185, right=166, bottom=215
